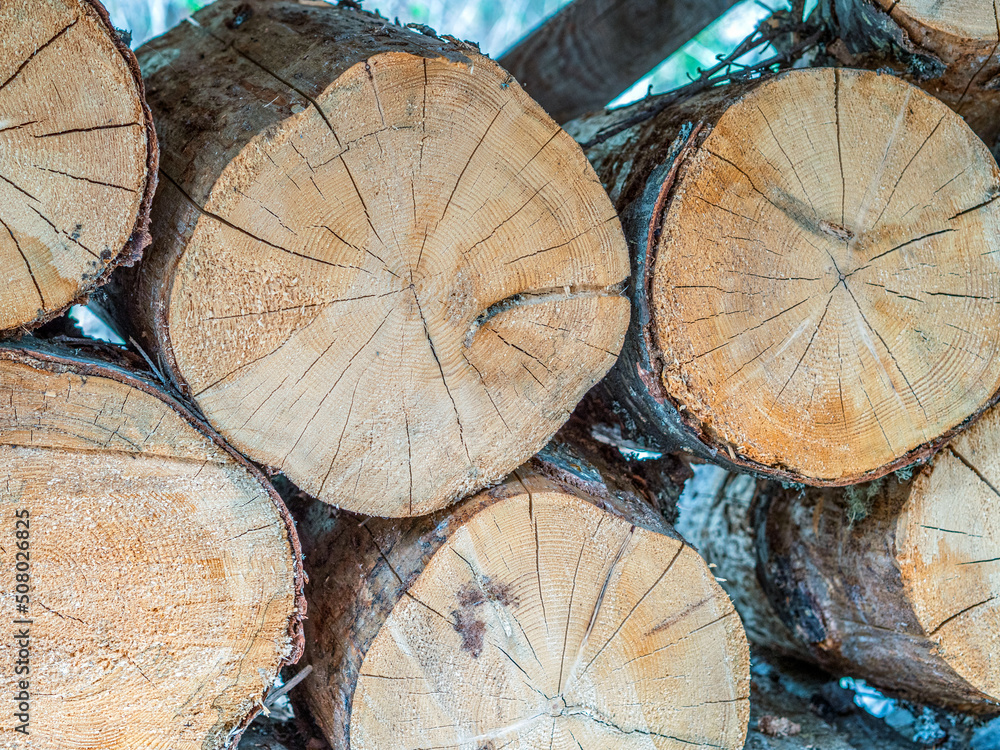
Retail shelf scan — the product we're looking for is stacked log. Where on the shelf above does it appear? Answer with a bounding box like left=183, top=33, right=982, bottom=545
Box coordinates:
left=295, top=439, right=750, bottom=749
left=568, top=67, right=1000, bottom=487
left=0, top=0, right=157, bottom=336
left=98, top=0, right=631, bottom=518
left=0, top=342, right=305, bottom=749
left=826, top=0, right=1000, bottom=151
left=9, top=0, right=1000, bottom=744
left=755, top=409, right=1000, bottom=711
left=679, top=402, right=1000, bottom=713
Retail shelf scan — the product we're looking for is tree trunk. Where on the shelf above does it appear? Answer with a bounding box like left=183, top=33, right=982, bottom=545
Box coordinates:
left=825, top=0, right=1000, bottom=153
left=498, top=0, right=739, bottom=123
left=568, top=67, right=1000, bottom=487
left=0, top=340, right=305, bottom=749
left=101, top=0, right=630, bottom=518
left=753, top=398, right=1000, bottom=710
left=295, top=442, right=750, bottom=749
left=0, top=0, right=157, bottom=336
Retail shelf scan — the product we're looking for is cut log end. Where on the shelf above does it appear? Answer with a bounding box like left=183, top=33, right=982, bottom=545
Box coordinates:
left=0, top=0, right=155, bottom=335
left=654, top=67, right=1000, bottom=484
left=753, top=398, right=1000, bottom=708
left=0, top=346, right=303, bottom=748
left=899, top=404, right=1000, bottom=702
left=873, top=0, right=999, bottom=43
left=155, top=37, right=628, bottom=516
left=307, top=474, right=748, bottom=749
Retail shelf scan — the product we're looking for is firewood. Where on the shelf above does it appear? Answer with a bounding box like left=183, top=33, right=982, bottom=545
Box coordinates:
left=678, top=467, right=989, bottom=745
left=102, top=0, right=630, bottom=517
left=498, top=0, right=739, bottom=123
left=0, top=341, right=305, bottom=748
left=829, top=0, right=1000, bottom=152
left=295, top=444, right=749, bottom=749
left=0, top=0, right=156, bottom=336
left=749, top=398, right=1000, bottom=710
left=569, top=67, right=1000, bottom=486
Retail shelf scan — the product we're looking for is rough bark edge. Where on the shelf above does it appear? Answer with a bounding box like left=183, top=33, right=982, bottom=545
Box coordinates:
left=100, top=0, right=481, bottom=398
left=0, top=338, right=306, bottom=750
left=292, top=436, right=689, bottom=746
left=591, top=85, right=1000, bottom=488
left=0, top=0, right=158, bottom=341
left=753, top=476, right=1000, bottom=712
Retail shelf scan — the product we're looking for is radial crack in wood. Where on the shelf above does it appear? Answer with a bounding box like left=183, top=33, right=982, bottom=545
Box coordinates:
left=0, top=0, right=156, bottom=336
left=0, top=343, right=305, bottom=748
left=751, top=397, right=1000, bottom=709
left=106, top=0, right=630, bottom=517
left=573, top=68, right=1000, bottom=485
left=297, top=449, right=749, bottom=749
left=832, top=0, right=1000, bottom=152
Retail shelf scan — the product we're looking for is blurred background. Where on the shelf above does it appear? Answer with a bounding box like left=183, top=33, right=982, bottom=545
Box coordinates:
left=100, top=0, right=796, bottom=106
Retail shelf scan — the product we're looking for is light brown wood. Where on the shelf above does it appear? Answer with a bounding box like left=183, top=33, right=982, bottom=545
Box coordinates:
left=297, top=451, right=750, bottom=749
left=831, top=0, right=1000, bottom=152
left=570, top=67, right=1000, bottom=486
left=0, top=0, right=156, bottom=336
left=675, top=468, right=984, bottom=747
left=106, top=0, right=630, bottom=517
left=498, top=0, right=740, bottom=123
left=0, top=342, right=305, bottom=749
left=753, top=399, right=1000, bottom=710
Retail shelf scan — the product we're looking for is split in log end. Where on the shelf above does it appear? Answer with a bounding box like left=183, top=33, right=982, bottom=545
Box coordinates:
left=648, top=67, right=1000, bottom=484
left=137, top=0, right=629, bottom=516
left=0, top=344, right=303, bottom=748
left=0, top=0, right=156, bottom=336
left=302, top=469, right=749, bottom=749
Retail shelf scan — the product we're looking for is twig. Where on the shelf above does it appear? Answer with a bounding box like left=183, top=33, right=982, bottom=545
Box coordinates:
left=580, top=20, right=826, bottom=149
left=264, top=664, right=313, bottom=708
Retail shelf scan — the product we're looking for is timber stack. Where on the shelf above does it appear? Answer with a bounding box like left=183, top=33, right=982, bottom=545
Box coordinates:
left=3, top=0, right=1000, bottom=748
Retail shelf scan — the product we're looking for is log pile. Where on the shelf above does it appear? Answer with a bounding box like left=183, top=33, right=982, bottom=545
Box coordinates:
left=5, top=0, right=1000, bottom=747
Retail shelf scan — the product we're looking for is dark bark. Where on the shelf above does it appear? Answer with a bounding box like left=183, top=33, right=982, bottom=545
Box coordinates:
left=498, top=0, right=740, bottom=123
